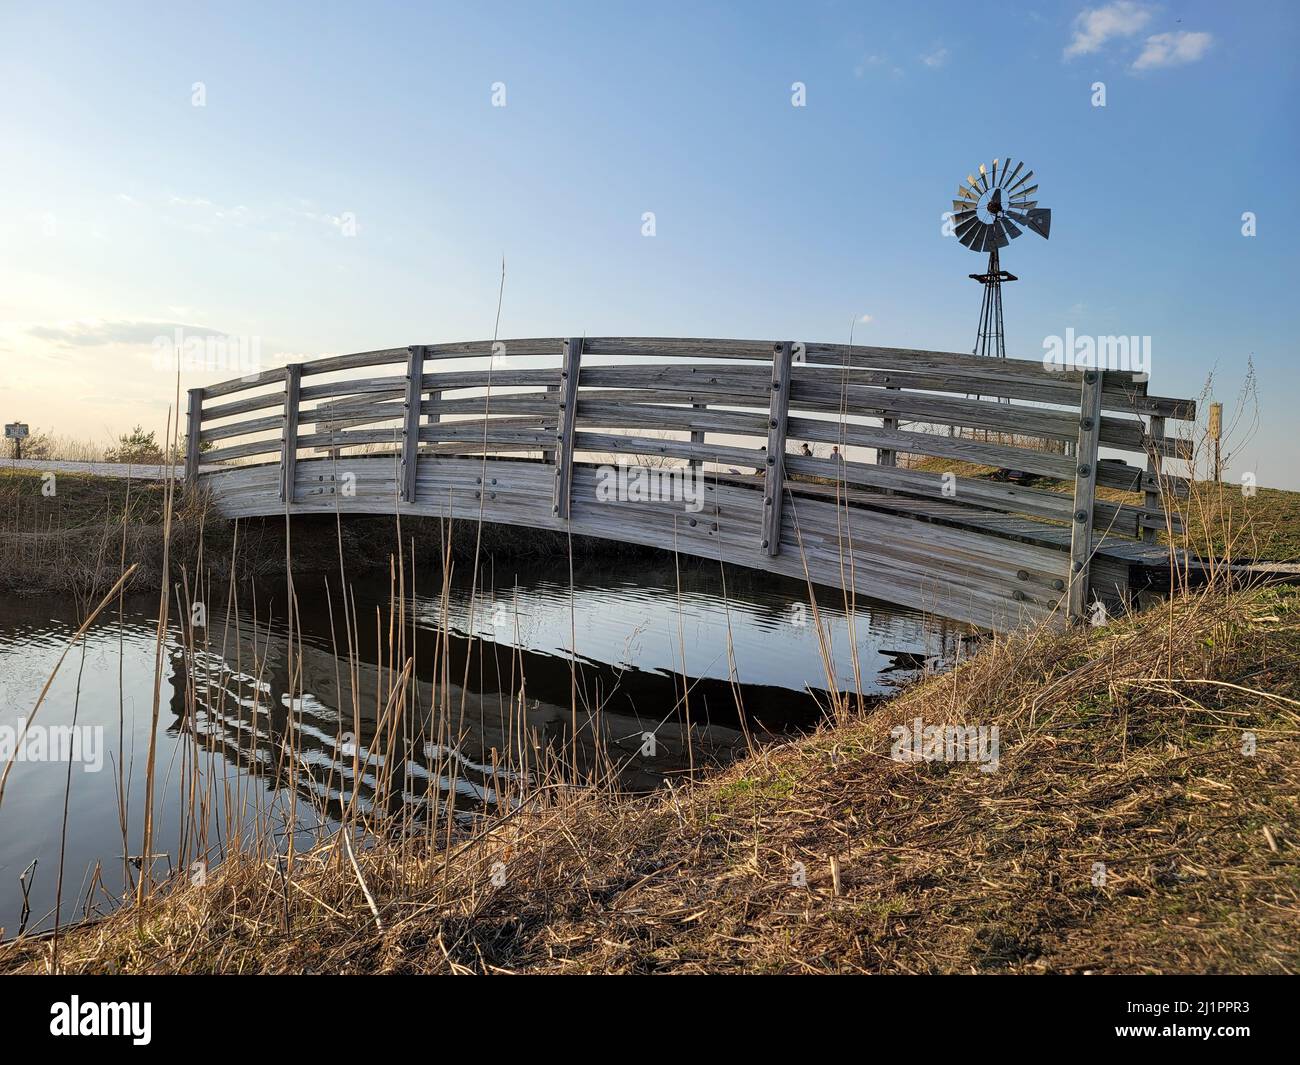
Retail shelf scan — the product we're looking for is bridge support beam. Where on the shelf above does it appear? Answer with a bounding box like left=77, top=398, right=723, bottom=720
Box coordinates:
left=184, top=388, right=203, bottom=486
left=761, top=341, right=794, bottom=556
left=552, top=337, right=583, bottom=519
left=401, top=345, right=425, bottom=503
left=1066, top=368, right=1103, bottom=621
left=280, top=364, right=302, bottom=504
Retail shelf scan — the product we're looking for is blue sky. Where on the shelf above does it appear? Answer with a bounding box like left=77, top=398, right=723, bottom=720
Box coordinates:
left=2, top=1, right=1297, bottom=484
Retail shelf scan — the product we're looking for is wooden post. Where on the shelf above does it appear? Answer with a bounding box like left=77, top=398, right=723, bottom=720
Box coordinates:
left=690, top=402, right=706, bottom=470
left=280, top=364, right=302, bottom=504
left=1066, top=369, right=1104, bottom=621
left=1143, top=414, right=1165, bottom=544
left=878, top=387, right=899, bottom=468
left=1208, top=401, right=1222, bottom=482
left=427, top=388, right=441, bottom=452
left=184, top=387, right=203, bottom=484
left=400, top=345, right=425, bottom=503
left=551, top=338, right=583, bottom=519
left=541, top=382, right=559, bottom=463
left=879, top=383, right=899, bottom=494
left=761, top=341, right=794, bottom=556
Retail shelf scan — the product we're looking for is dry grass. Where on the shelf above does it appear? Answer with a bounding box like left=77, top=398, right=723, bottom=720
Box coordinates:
left=4, top=578, right=1296, bottom=974
left=0, top=470, right=207, bottom=601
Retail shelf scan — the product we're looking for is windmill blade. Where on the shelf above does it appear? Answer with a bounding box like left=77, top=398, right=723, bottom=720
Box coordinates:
left=952, top=200, right=978, bottom=214
left=999, top=160, right=1024, bottom=188
left=1012, top=184, right=1038, bottom=200
left=989, top=220, right=1010, bottom=248
left=955, top=216, right=984, bottom=243
left=959, top=222, right=986, bottom=250
left=990, top=159, right=999, bottom=187
left=1006, top=210, right=1029, bottom=226
left=1025, top=208, right=1051, bottom=239
left=1010, top=199, right=1038, bottom=211
left=1006, top=170, right=1035, bottom=195
left=956, top=185, right=978, bottom=202
left=1000, top=215, right=1023, bottom=240
left=977, top=165, right=990, bottom=192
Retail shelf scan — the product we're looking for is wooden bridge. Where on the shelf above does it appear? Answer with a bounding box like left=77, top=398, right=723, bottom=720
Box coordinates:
left=184, top=338, right=1194, bottom=631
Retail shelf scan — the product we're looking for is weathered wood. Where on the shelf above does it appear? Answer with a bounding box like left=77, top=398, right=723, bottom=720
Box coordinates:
left=280, top=364, right=302, bottom=504
left=541, top=383, right=559, bottom=462
left=551, top=338, right=583, bottom=519
left=185, top=388, right=203, bottom=483
left=761, top=341, right=794, bottom=556
left=791, top=377, right=1160, bottom=455
left=582, top=336, right=1143, bottom=387
left=426, top=388, right=442, bottom=452
left=690, top=402, right=706, bottom=470
left=193, top=335, right=1197, bottom=632
left=1067, top=369, right=1104, bottom=621
left=400, top=345, right=425, bottom=503
left=878, top=384, right=899, bottom=470
left=1144, top=414, right=1166, bottom=545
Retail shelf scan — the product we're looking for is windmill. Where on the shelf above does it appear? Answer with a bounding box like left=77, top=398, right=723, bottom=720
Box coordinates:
left=952, top=158, right=1051, bottom=361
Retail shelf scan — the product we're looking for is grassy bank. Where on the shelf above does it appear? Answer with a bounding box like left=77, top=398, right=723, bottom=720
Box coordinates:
left=0, top=471, right=199, bottom=601
left=0, top=468, right=690, bottom=599
left=4, top=579, right=1296, bottom=974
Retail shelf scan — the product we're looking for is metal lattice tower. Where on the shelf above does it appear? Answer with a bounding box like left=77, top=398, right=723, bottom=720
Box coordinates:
left=969, top=245, right=1016, bottom=363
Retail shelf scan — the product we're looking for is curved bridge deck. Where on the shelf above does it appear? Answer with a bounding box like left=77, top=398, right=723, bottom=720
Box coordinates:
left=186, top=338, right=1194, bottom=631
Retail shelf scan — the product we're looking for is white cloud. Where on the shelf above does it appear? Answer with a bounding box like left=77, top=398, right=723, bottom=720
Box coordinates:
left=854, top=54, right=902, bottom=78
left=1064, top=2, right=1152, bottom=59
left=27, top=319, right=227, bottom=348
left=920, top=46, right=949, bottom=69
left=1132, top=30, right=1213, bottom=70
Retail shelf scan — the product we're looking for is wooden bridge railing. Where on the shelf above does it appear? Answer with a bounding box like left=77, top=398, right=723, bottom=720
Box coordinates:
left=186, top=338, right=1195, bottom=627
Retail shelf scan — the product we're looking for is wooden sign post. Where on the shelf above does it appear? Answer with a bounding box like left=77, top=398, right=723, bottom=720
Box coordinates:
left=1208, top=402, right=1222, bottom=483
left=5, top=421, right=29, bottom=460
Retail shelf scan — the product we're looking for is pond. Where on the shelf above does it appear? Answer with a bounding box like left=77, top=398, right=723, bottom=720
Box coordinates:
left=0, top=555, right=961, bottom=936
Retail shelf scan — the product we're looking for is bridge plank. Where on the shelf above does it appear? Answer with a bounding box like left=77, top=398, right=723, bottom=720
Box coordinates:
left=204, top=455, right=1075, bottom=630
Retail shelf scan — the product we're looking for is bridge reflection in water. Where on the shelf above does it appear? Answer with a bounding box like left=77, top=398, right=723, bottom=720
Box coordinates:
left=162, top=560, right=956, bottom=833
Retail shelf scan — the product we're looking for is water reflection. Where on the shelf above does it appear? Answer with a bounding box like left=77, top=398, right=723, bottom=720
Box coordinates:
left=0, top=556, right=958, bottom=936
